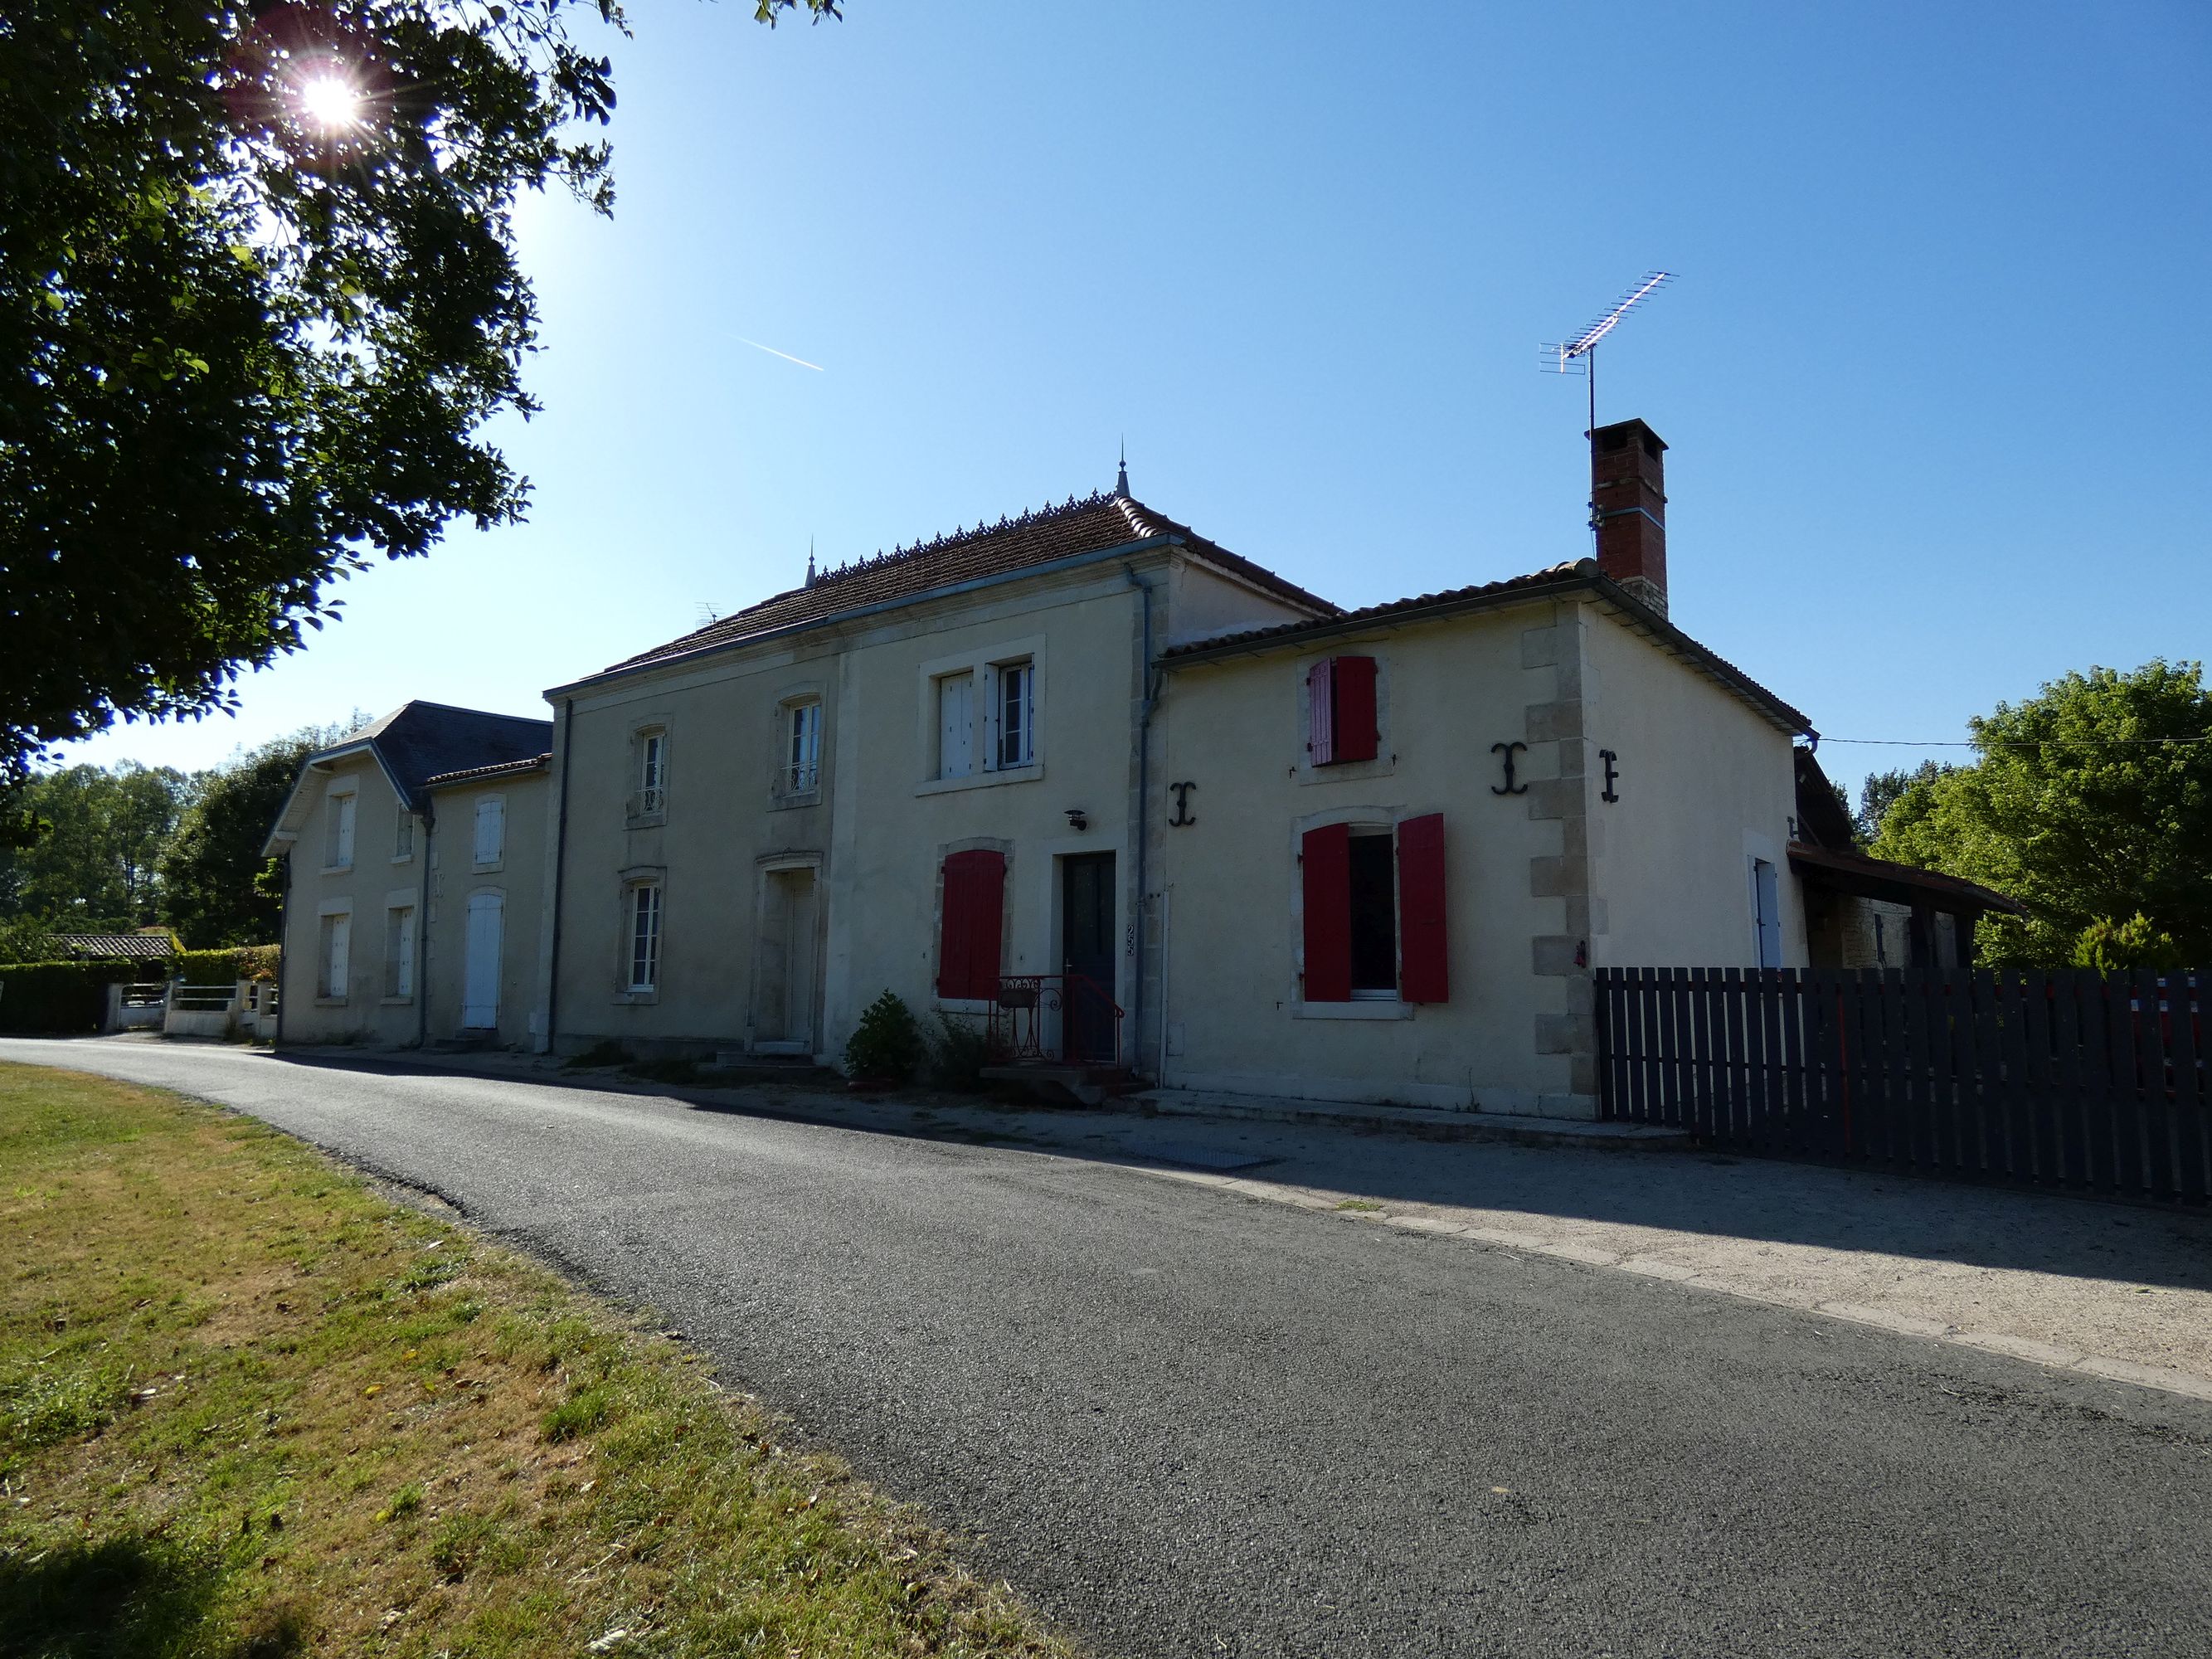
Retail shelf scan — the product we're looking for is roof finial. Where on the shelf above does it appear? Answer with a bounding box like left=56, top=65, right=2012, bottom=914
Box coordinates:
left=805, top=536, right=816, bottom=588
left=1115, top=435, right=1129, bottom=499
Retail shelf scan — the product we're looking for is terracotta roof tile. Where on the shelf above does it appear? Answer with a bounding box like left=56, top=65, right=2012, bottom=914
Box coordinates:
left=425, top=752, right=552, bottom=789
left=1162, top=558, right=1813, bottom=737
left=599, top=489, right=1336, bottom=678
left=1162, top=560, right=1593, bottom=659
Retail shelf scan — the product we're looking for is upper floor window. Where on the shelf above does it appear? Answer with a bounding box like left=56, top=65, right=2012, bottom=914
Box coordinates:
left=324, top=789, right=357, bottom=869
left=627, top=880, right=664, bottom=992
left=393, top=806, right=414, bottom=861
left=472, top=794, right=505, bottom=868
left=936, top=672, right=975, bottom=779
left=991, top=660, right=1033, bottom=770
left=634, top=727, right=668, bottom=817
left=786, top=700, right=822, bottom=794
left=1305, top=656, right=1379, bottom=766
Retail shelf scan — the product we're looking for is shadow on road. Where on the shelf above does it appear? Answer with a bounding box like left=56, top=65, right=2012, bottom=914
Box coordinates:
left=250, top=1047, right=2212, bottom=1297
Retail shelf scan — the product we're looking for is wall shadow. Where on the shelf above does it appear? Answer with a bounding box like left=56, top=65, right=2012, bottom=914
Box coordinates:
left=260, top=1048, right=2212, bottom=1295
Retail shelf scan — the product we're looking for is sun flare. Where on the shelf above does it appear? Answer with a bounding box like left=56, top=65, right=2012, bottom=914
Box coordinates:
left=297, top=75, right=362, bottom=130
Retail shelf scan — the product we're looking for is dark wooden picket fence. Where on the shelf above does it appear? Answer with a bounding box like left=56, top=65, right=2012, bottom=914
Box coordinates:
left=1594, top=967, right=2208, bottom=1205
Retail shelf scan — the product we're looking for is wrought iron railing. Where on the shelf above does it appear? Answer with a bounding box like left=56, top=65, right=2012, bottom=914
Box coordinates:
left=989, top=974, right=1124, bottom=1066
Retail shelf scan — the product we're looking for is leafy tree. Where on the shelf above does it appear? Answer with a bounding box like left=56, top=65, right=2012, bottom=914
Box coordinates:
left=0, top=0, right=839, bottom=791
left=159, top=718, right=361, bottom=947
left=1872, top=661, right=2212, bottom=966
left=0, top=762, right=189, bottom=932
left=1855, top=760, right=1953, bottom=848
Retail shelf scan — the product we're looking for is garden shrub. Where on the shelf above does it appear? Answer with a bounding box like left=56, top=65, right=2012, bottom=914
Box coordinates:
left=842, top=990, right=924, bottom=1082
left=930, top=1011, right=1004, bottom=1091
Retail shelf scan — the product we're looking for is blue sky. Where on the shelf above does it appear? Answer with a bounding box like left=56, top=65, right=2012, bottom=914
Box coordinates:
left=70, top=1, right=2210, bottom=806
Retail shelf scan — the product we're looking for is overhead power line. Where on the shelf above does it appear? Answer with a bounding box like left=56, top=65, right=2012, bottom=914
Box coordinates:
left=1821, top=736, right=2209, bottom=748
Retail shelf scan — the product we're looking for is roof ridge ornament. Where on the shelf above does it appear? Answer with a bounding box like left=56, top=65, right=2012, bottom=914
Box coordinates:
left=1116, top=436, right=1129, bottom=499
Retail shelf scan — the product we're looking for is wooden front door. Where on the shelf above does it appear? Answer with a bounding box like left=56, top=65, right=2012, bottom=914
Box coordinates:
left=1060, top=852, right=1116, bottom=1063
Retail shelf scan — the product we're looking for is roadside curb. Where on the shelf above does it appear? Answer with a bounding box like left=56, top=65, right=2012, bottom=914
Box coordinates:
left=1129, top=1088, right=1693, bottom=1151
left=1146, top=1165, right=2212, bottom=1408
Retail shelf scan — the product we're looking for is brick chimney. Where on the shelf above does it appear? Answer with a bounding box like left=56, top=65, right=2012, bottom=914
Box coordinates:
left=1588, top=418, right=1668, bottom=616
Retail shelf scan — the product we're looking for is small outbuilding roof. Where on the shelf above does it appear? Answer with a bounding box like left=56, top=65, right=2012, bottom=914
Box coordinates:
left=1787, top=842, right=2026, bottom=917
left=568, top=488, right=1339, bottom=688
left=41, top=933, right=177, bottom=961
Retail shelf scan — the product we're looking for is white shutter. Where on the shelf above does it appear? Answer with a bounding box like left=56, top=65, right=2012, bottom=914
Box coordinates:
left=474, top=796, right=504, bottom=865
left=464, top=893, right=503, bottom=1026
left=939, top=674, right=974, bottom=778
left=392, top=907, right=416, bottom=998
left=327, top=913, right=351, bottom=999
left=1753, top=859, right=1783, bottom=969
left=330, top=793, right=355, bottom=867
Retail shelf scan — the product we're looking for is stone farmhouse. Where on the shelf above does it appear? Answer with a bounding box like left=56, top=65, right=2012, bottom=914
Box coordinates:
left=266, top=421, right=2016, bottom=1119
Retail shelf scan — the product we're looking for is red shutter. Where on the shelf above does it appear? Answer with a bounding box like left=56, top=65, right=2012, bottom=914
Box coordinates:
left=1305, top=659, right=1334, bottom=766
left=1397, top=813, right=1449, bottom=1004
left=1332, top=656, right=1378, bottom=762
left=1300, top=823, right=1352, bottom=1002
left=938, top=849, right=1005, bottom=1000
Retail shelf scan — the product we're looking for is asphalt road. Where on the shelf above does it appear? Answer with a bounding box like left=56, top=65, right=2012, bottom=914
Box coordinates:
left=6, top=1039, right=2210, bottom=1658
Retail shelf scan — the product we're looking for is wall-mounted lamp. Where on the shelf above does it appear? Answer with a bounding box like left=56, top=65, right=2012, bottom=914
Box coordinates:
left=1065, top=808, right=1088, bottom=832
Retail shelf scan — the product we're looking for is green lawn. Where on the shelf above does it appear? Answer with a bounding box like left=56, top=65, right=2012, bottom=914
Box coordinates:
left=0, top=1063, right=1072, bottom=1658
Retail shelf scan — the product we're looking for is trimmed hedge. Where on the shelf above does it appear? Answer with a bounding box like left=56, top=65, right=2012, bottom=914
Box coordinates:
left=0, top=959, right=141, bottom=1034
left=173, top=944, right=278, bottom=985
left=0, top=945, right=277, bottom=1033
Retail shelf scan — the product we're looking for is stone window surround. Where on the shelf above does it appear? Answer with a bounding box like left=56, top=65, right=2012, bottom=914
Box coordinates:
left=771, top=681, right=828, bottom=810
left=1286, top=804, right=1424, bottom=1021
left=469, top=791, right=507, bottom=875
left=614, top=864, right=665, bottom=1005
left=320, top=780, right=358, bottom=874
left=1294, top=649, right=1397, bottom=786
left=314, top=896, right=352, bottom=1005
left=626, top=716, right=673, bottom=827
left=915, top=635, right=1045, bottom=795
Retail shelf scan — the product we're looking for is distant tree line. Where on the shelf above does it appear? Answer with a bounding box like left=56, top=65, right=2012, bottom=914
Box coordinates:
left=0, top=718, right=359, bottom=957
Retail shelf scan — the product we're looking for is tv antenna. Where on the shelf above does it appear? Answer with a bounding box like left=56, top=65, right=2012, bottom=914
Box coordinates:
left=1542, top=270, right=1672, bottom=439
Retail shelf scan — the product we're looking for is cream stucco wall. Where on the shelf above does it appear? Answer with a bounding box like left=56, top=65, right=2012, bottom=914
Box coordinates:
left=276, top=755, right=429, bottom=1047
left=537, top=546, right=1320, bottom=1067
left=543, top=633, right=842, bottom=1058
left=824, top=560, right=1155, bottom=1059
left=423, top=771, right=549, bottom=1050
left=1155, top=601, right=1588, bottom=1114
left=1579, top=610, right=1807, bottom=971
left=1154, top=595, right=1809, bottom=1117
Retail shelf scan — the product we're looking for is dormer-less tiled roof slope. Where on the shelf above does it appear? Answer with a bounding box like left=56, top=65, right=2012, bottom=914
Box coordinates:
left=1163, top=557, right=1814, bottom=738
left=598, top=489, right=1339, bottom=679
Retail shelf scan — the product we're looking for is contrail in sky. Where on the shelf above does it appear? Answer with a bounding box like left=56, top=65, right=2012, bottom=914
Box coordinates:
left=731, top=334, right=824, bottom=372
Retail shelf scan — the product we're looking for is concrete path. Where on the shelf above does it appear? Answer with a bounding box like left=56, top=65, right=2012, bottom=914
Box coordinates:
left=5, top=1038, right=2210, bottom=1659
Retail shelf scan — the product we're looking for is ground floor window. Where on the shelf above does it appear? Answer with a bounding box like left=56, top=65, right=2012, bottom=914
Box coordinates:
left=936, top=849, right=1006, bottom=1000
left=1301, top=814, right=1448, bottom=1005
left=1346, top=832, right=1398, bottom=996
left=627, top=882, right=664, bottom=991
left=318, top=911, right=351, bottom=1000
left=384, top=905, right=416, bottom=999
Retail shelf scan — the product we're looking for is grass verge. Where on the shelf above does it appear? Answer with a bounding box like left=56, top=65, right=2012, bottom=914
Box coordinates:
left=0, top=1063, right=1072, bottom=1658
